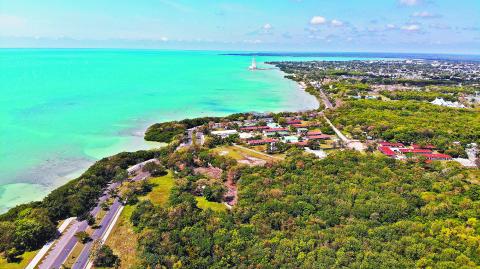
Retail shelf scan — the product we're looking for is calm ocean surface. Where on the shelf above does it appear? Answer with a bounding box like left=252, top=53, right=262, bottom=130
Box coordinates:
left=0, top=49, right=385, bottom=212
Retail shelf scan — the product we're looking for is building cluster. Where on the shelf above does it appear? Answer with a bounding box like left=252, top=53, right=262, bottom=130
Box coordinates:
left=208, top=113, right=335, bottom=157
left=377, top=142, right=452, bottom=161
left=273, top=60, right=480, bottom=83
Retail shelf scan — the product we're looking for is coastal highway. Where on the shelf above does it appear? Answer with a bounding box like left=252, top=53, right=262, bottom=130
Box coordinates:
left=71, top=170, right=150, bottom=269
left=72, top=198, right=123, bottom=269
left=35, top=168, right=150, bottom=269
left=38, top=184, right=115, bottom=269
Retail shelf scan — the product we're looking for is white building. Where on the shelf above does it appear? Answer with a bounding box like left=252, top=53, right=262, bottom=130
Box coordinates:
left=211, top=130, right=238, bottom=138
left=430, top=98, right=465, bottom=108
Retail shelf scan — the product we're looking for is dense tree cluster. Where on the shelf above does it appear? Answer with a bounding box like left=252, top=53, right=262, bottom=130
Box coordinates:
left=0, top=149, right=168, bottom=260
left=145, top=114, right=250, bottom=143
left=327, top=100, right=479, bottom=155
left=131, top=150, right=480, bottom=268
left=381, top=90, right=457, bottom=102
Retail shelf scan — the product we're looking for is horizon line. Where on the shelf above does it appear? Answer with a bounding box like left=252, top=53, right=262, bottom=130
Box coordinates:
left=1, top=47, right=480, bottom=57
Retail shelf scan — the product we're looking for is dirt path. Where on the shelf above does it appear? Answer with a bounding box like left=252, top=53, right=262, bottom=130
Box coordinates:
left=224, top=171, right=238, bottom=206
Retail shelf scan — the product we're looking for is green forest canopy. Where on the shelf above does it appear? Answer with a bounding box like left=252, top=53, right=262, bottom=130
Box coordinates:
left=131, top=150, right=480, bottom=268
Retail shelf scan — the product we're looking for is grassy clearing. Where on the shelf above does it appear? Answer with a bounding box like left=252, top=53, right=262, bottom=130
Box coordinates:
left=212, top=145, right=277, bottom=161
left=105, top=172, right=175, bottom=268
left=140, top=172, right=175, bottom=206
left=105, top=205, right=139, bottom=269
left=195, top=197, right=227, bottom=212
left=0, top=251, right=37, bottom=269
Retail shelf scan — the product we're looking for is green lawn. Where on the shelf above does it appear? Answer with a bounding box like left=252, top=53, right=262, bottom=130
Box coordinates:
left=212, top=145, right=278, bottom=162
left=141, top=172, right=175, bottom=206
left=105, top=205, right=140, bottom=269
left=0, top=251, right=37, bottom=269
left=195, top=197, right=227, bottom=212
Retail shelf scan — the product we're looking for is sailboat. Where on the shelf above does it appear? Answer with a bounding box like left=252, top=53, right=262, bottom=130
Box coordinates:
left=248, top=57, right=257, bottom=70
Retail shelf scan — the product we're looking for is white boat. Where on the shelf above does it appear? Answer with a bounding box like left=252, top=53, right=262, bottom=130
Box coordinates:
left=249, top=57, right=257, bottom=70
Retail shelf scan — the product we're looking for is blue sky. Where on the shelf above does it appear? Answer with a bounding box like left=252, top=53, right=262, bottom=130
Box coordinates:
left=0, top=0, right=479, bottom=53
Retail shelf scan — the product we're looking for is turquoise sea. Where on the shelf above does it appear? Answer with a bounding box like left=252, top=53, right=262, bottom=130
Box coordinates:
left=0, top=49, right=390, bottom=213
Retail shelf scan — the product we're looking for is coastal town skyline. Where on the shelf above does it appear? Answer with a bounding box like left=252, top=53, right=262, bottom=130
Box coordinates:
left=0, top=0, right=479, bottom=54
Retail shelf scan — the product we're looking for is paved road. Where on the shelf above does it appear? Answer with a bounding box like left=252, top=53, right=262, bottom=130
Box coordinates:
left=39, top=183, right=117, bottom=269
left=71, top=170, right=151, bottom=269
left=37, top=164, right=152, bottom=269
left=177, top=128, right=195, bottom=149
left=318, top=88, right=334, bottom=109
left=26, top=217, right=75, bottom=269
left=323, top=116, right=365, bottom=151
left=72, top=198, right=123, bottom=269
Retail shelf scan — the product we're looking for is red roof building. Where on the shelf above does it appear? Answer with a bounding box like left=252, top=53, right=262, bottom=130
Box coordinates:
left=286, top=119, right=302, bottom=125
left=247, top=138, right=277, bottom=146
left=399, top=148, right=432, bottom=154
left=307, top=131, right=323, bottom=136
left=264, top=128, right=289, bottom=132
left=420, top=153, right=452, bottom=160
left=240, top=126, right=270, bottom=132
left=291, top=124, right=308, bottom=128
left=378, top=146, right=396, bottom=156
left=307, top=135, right=331, bottom=140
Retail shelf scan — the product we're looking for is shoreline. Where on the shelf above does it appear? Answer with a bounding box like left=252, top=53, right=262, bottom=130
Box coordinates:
left=0, top=67, right=317, bottom=213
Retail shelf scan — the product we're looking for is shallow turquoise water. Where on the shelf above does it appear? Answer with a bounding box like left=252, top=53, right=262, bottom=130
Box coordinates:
left=0, top=49, right=324, bottom=212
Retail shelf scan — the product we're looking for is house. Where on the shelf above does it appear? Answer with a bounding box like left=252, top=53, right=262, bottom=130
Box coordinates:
left=291, top=124, right=308, bottom=128
left=211, top=130, right=238, bottom=138
left=247, top=138, right=277, bottom=146
left=307, top=130, right=323, bottom=136
left=399, top=148, right=433, bottom=154
left=239, top=132, right=254, bottom=139
left=421, top=153, right=452, bottom=160
left=431, top=97, right=465, bottom=108
left=307, top=134, right=331, bottom=140
left=282, top=135, right=300, bottom=144
left=240, top=126, right=270, bottom=132
left=297, top=128, right=309, bottom=135
left=378, top=146, right=396, bottom=157
left=286, top=119, right=302, bottom=125
left=267, top=122, right=281, bottom=128
left=265, top=131, right=290, bottom=137
left=263, top=127, right=289, bottom=134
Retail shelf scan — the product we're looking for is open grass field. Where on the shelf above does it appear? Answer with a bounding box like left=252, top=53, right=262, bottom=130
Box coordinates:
left=212, top=145, right=280, bottom=162
left=105, top=205, right=139, bottom=269
left=195, top=197, right=227, bottom=212
left=140, top=172, right=175, bottom=206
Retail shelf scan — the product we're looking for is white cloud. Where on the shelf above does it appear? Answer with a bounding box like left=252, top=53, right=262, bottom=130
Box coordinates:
left=386, top=24, right=397, bottom=29
left=331, top=19, right=344, bottom=27
left=399, top=0, right=420, bottom=6
left=160, top=37, right=169, bottom=42
left=310, top=16, right=327, bottom=25
left=243, top=39, right=262, bottom=44
left=401, top=24, right=421, bottom=31
left=0, top=14, right=26, bottom=29
left=412, top=11, right=438, bottom=18
left=263, top=23, right=272, bottom=30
